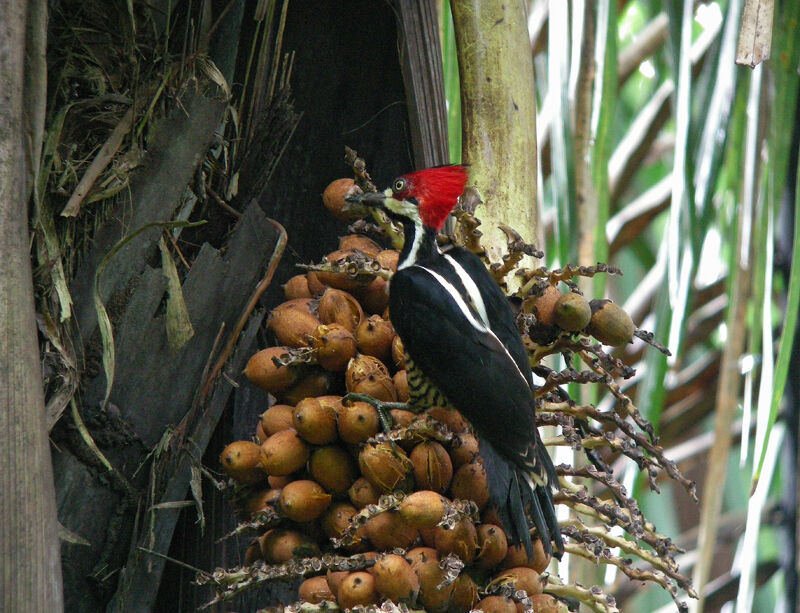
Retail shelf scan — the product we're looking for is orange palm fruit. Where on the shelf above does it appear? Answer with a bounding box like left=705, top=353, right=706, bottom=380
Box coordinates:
left=410, top=441, right=453, bottom=493
left=283, top=274, right=312, bottom=300
left=219, top=441, right=267, bottom=484
left=337, top=572, right=378, bottom=609
left=311, top=323, right=357, bottom=372
left=323, top=178, right=358, bottom=221
left=293, top=397, right=338, bottom=445
left=318, top=288, right=364, bottom=334
left=244, top=347, right=299, bottom=394
left=373, top=554, right=420, bottom=604
left=261, top=428, right=311, bottom=475
left=279, top=480, right=332, bottom=522
left=298, top=575, right=335, bottom=604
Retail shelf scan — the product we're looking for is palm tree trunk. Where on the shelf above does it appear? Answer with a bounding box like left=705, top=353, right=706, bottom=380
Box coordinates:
left=0, top=0, right=64, bottom=609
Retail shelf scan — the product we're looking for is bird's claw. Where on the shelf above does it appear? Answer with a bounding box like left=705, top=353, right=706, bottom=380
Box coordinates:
left=342, top=393, right=408, bottom=434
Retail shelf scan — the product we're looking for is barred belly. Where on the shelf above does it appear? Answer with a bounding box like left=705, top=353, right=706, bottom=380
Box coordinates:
left=404, top=353, right=451, bottom=412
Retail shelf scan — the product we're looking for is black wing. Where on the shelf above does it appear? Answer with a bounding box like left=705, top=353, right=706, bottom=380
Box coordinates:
left=443, top=247, right=534, bottom=388
left=389, top=265, right=536, bottom=461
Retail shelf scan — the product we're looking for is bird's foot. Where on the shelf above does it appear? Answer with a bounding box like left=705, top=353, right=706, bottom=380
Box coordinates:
left=342, top=393, right=408, bottom=433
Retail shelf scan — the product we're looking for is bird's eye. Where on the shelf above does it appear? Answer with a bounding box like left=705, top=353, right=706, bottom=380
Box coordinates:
left=393, top=179, right=406, bottom=193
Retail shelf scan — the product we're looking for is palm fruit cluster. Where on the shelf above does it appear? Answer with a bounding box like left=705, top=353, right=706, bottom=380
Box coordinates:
left=215, top=180, right=567, bottom=612
left=520, top=279, right=637, bottom=350
left=203, top=162, right=694, bottom=612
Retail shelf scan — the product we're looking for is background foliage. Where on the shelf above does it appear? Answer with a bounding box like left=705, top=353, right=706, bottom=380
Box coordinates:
left=439, top=1, right=798, bottom=611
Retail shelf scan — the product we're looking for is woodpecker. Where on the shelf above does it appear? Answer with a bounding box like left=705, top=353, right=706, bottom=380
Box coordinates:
left=347, top=165, right=563, bottom=558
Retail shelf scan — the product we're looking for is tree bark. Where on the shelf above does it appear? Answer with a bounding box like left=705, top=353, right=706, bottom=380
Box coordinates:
left=450, top=0, right=540, bottom=274
left=0, top=0, right=64, bottom=609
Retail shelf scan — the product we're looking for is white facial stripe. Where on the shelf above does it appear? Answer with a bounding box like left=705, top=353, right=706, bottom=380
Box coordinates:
left=443, top=254, right=490, bottom=328
left=398, top=215, right=425, bottom=270
left=383, top=192, right=436, bottom=270
left=382, top=190, right=416, bottom=216
left=417, top=265, right=527, bottom=384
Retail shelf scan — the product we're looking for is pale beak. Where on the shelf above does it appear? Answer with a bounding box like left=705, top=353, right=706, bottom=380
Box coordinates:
left=345, top=191, right=387, bottom=206
left=343, top=190, right=387, bottom=214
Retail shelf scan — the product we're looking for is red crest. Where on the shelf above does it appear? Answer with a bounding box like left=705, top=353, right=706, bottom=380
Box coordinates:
left=399, top=165, right=468, bottom=231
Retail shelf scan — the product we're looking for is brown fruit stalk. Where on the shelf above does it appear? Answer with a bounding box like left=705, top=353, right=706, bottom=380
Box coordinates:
left=314, top=249, right=364, bottom=292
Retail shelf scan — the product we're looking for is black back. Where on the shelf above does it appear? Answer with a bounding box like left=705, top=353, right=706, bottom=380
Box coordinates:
left=389, top=247, right=537, bottom=462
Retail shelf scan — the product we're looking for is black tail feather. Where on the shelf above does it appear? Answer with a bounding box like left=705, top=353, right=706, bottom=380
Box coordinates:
left=536, top=476, right=564, bottom=556
left=534, top=433, right=564, bottom=556
left=479, top=438, right=563, bottom=559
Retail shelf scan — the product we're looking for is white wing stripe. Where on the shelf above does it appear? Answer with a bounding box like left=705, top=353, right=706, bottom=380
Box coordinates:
left=416, top=265, right=528, bottom=385
left=443, top=254, right=490, bottom=327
